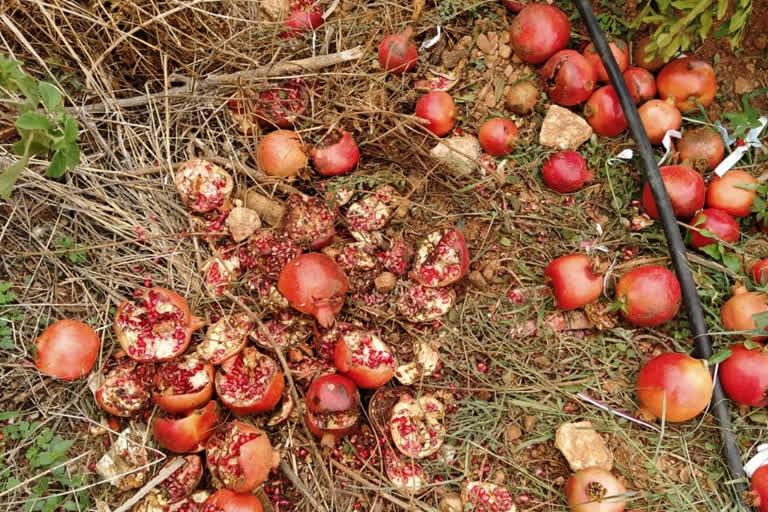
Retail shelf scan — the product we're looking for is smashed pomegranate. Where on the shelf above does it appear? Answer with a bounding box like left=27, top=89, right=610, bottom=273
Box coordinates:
left=383, top=449, right=428, bottom=490
left=281, top=194, right=337, bottom=250
left=252, top=309, right=314, bottom=349
left=462, top=482, right=515, bottom=512
left=202, top=253, right=242, bottom=297
left=389, top=394, right=446, bottom=458
left=334, top=242, right=381, bottom=293
left=244, top=230, right=302, bottom=278
left=346, top=185, right=399, bottom=232
left=244, top=273, right=291, bottom=311
left=153, top=400, right=222, bottom=453
left=305, top=374, right=361, bottom=446
left=412, top=228, right=470, bottom=287
left=254, top=78, right=310, bottom=128
left=153, top=354, right=214, bottom=414
left=397, top=283, right=456, bottom=323
left=376, top=239, right=414, bottom=275
left=198, top=313, right=253, bottom=365
left=175, top=159, right=234, bottom=213
left=95, top=358, right=155, bottom=417
left=313, top=321, right=358, bottom=362
left=334, top=329, right=396, bottom=389
left=147, top=455, right=204, bottom=507
left=215, top=347, right=285, bottom=415
left=205, top=421, right=279, bottom=493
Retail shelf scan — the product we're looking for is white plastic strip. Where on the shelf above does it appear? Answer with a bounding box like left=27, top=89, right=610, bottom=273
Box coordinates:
left=420, top=26, right=442, bottom=50
left=713, top=116, right=768, bottom=177
left=745, top=444, right=768, bottom=477
left=606, top=148, right=634, bottom=166
left=657, top=129, right=682, bottom=166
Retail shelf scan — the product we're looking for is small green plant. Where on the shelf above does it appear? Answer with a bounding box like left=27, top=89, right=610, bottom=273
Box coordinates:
left=721, top=87, right=768, bottom=140
left=0, top=55, right=80, bottom=199
left=53, top=236, right=88, bottom=265
left=0, top=282, right=18, bottom=350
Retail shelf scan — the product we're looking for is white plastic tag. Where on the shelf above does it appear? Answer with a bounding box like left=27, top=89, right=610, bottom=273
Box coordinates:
left=657, top=129, right=682, bottom=166
left=713, top=116, right=768, bottom=177
left=606, top=148, right=633, bottom=165
left=420, top=26, right=442, bottom=50
left=744, top=443, right=768, bottom=477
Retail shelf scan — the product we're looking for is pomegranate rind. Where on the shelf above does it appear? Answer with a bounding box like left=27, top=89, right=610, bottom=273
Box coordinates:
left=461, top=482, right=516, bottom=512
left=383, top=449, right=428, bottom=491
left=214, top=347, right=285, bottom=416
left=175, top=159, right=234, bottom=213
left=95, top=360, right=155, bottom=417
left=153, top=401, right=222, bottom=453
left=412, top=229, right=470, bottom=288
left=153, top=355, right=215, bottom=414
left=205, top=421, right=278, bottom=493
left=396, top=284, right=456, bottom=323
left=334, top=329, right=396, bottom=389
left=388, top=395, right=446, bottom=459
left=148, top=455, right=204, bottom=506
left=198, top=314, right=253, bottom=365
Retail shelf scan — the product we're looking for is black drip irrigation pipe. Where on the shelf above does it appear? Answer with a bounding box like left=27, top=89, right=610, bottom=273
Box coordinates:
left=571, top=0, right=748, bottom=506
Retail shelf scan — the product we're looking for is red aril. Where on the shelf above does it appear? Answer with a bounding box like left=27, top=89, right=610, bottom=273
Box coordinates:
left=412, top=228, right=470, bottom=287
left=689, top=208, right=740, bottom=249
left=678, top=127, right=725, bottom=171
left=345, top=184, right=398, bottom=232
left=245, top=229, right=303, bottom=278
left=705, top=169, right=757, bottom=217
left=397, top=283, right=456, bottom=323
left=283, top=0, right=324, bottom=35
left=34, top=319, right=100, bottom=381
left=256, top=130, right=307, bottom=177
left=147, top=455, right=203, bottom=507
left=313, top=321, right=358, bottom=362
left=541, top=151, right=591, bottom=193
left=633, top=36, right=666, bottom=72
left=462, top=482, right=515, bottom=512
left=281, top=193, right=336, bottom=250
left=721, top=288, right=768, bottom=340
left=334, top=329, right=396, bottom=389
left=583, top=40, right=629, bottom=82
left=615, top=266, right=681, bottom=326
left=215, top=347, right=284, bottom=415
left=305, top=373, right=361, bottom=447
left=478, top=118, right=519, bottom=156
left=333, top=242, right=381, bottom=293
left=415, top=91, right=456, bottom=136
left=508, top=4, right=570, bottom=64
left=278, top=252, right=349, bottom=327
left=114, top=287, right=204, bottom=363
left=641, top=165, right=705, bottom=220
left=153, top=400, right=222, bottom=453
left=383, top=449, right=427, bottom=490
left=565, top=467, right=627, bottom=512
left=505, top=80, right=539, bottom=114
left=203, top=489, right=263, bottom=512
left=378, top=27, right=418, bottom=74
left=751, top=258, right=768, bottom=285
left=584, top=86, right=627, bottom=137
left=540, top=50, right=596, bottom=106
left=198, top=313, right=253, bottom=365
left=749, top=465, right=768, bottom=512
left=719, top=342, right=768, bottom=406
left=545, top=254, right=602, bottom=310
left=638, top=99, right=681, bottom=145
left=657, top=57, right=717, bottom=112
left=368, top=386, right=414, bottom=434
left=636, top=352, right=712, bottom=422
left=153, top=354, right=214, bottom=414
left=389, top=394, right=446, bottom=458
left=253, top=78, right=309, bottom=129
left=310, top=129, right=360, bottom=176
left=175, top=159, right=234, bottom=213
left=623, top=66, right=656, bottom=104
left=205, top=421, right=279, bottom=492
left=251, top=309, right=313, bottom=350
left=95, top=357, right=155, bottom=417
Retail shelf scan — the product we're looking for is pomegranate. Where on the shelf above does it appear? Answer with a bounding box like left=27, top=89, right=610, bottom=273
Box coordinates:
left=202, top=489, right=263, bottom=512
left=412, top=228, right=470, bottom=287
left=205, top=421, right=279, bottom=492
left=305, top=373, right=361, bottom=446
left=641, top=165, right=705, bottom=220
left=215, top=347, right=285, bottom=415
left=541, top=151, right=591, bottom=193
left=310, top=129, right=360, bottom=176
left=584, top=86, right=627, bottom=137
left=583, top=41, right=629, bottom=82
left=544, top=254, right=603, bottom=310
left=508, top=4, right=570, bottom=64
left=334, top=329, right=396, bottom=389
left=198, top=314, right=253, bottom=365
left=749, top=465, right=768, bottom=512
left=505, top=80, right=539, bottom=114
left=153, top=400, right=222, bottom=453
left=478, top=118, right=519, bottom=156
left=368, top=385, right=413, bottom=434
left=256, top=130, right=307, bottom=177
left=287, top=355, right=333, bottom=383
left=752, top=258, right=768, bottom=285
left=638, top=99, right=681, bottom=145
left=283, top=0, right=324, bottom=35
left=615, top=266, right=681, bottom=327
left=114, top=287, right=204, bottom=363
left=254, top=78, right=310, bottom=129
left=153, top=355, right=214, bottom=414
left=540, top=50, right=596, bottom=107
left=95, top=358, right=155, bottom=417
left=719, top=342, right=768, bottom=406
left=657, top=57, right=717, bottom=112
left=565, top=467, right=627, bottom=511
left=721, top=288, right=768, bottom=340
left=244, top=229, right=303, bottom=278
left=378, top=26, right=418, bottom=74
left=383, top=449, right=427, bottom=490
left=389, top=394, right=446, bottom=458
left=175, top=159, right=234, bottom=213
left=346, top=185, right=398, bottom=232
left=377, top=239, right=414, bottom=275
left=267, top=393, right=295, bottom=427
left=334, top=242, right=380, bottom=293
left=501, top=0, right=528, bottom=12
left=462, top=482, right=515, bottom=512
left=622, top=66, right=656, bottom=104
left=281, top=193, right=336, bottom=249
left=397, top=283, right=456, bottom=323
left=678, top=127, right=725, bottom=171
left=34, top=319, right=100, bottom=381
left=415, top=91, right=456, bottom=136
left=147, top=455, right=203, bottom=507
left=689, top=208, right=740, bottom=249
left=278, top=252, right=349, bottom=327
left=706, top=169, right=757, bottom=218
left=202, top=253, right=242, bottom=297
left=251, top=309, right=313, bottom=349
left=313, top=321, right=357, bottom=362
left=633, top=36, right=666, bottom=72
left=636, top=352, right=712, bottom=422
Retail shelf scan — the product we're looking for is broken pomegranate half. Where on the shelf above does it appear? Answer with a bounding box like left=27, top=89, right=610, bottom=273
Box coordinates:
left=153, top=400, right=222, bottom=453
left=389, top=394, right=446, bottom=458
left=95, top=357, right=155, bottom=417
left=252, top=309, right=314, bottom=350
left=305, top=373, right=361, bottom=447
left=255, top=78, right=310, bottom=129
left=313, top=321, right=358, bottom=362
left=205, top=421, right=279, bottom=493
left=368, top=386, right=414, bottom=434
left=202, top=253, right=242, bottom=297
left=376, top=239, right=414, bottom=275
left=334, top=329, right=396, bottom=389
left=114, top=287, right=204, bottom=363
left=412, top=228, right=470, bottom=287
left=175, top=159, right=234, bottom=213
left=153, top=354, right=215, bottom=414
left=244, top=229, right=303, bottom=278
left=215, top=347, right=285, bottom=415
left=278, top=252, right=349, bottom=328
left=346, top=185, right=398, bottom=232
left=383, top=449, right=428, bottom=491
left=462, top=482, right=516, bottom=512
left=396, top=283, right=456, bottom=323
left=202, top=488, right=264, bottom=512
left=334, top=242, right=381, bottom=293
left=146, top=455, right=204, bottom=508
left=281, top=194, right=337, bottom=250
left=198, top=313, right=253, bottom=365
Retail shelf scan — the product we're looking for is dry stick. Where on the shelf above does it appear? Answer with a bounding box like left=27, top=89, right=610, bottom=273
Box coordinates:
left=78, top=47, right=365, bottom=113
left=112, top=457, right=185, bottom=512
left=223, top=292, right=332, bottom=512
left=279, top=459, right=324, bottom=511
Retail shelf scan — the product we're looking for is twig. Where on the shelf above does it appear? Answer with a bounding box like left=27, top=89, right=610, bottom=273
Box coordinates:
left=113, top=457, right=185, bottom=512
left=279, top=459, right=324, bottom=511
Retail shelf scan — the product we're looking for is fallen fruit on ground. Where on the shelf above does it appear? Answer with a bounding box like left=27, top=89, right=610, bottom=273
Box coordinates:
left=412, top=228, right=470, bottom=287
left=281, top=193, right=337, bottom=250
left=542, top=151, right=591, bottom=193
left=637, top=99, right=681, bottom=145
left=334, top=328, right=396, bottom=389
left=583, top=40, right=628, bottom=82
left=719, top=342, right=768, bottom=406
left=478, top=117, right=519, bottom=155
left=641, top=165, right=705, bottom=220
left=310, top=129, right=360, bottom=176
left=748, top=464, right=768, bottom=512
left=305, top=373, right=361, bottom=447
left=636, top=352, right=712, bottom=422
left=622, top=66, right=656, bottom=104
left=705, top=169, right=757, bottom=218
left=751, top=258, right=768, bottom=285
left=198, top=314, right=253, bottom=365
left=545, top=254, right=603, bottom=310
left=175, top=159, right=234, bottom=213
left=721, top=288, right=768, bottom=340
left=153, top=354, right=214, bottom=414
left=34, top=319, right=100, bottom=381
left=584, top=86, right=627, bottom=137
left=656, top=57, right=717, bottom=112
left=633, top=36, right=667, bottom=72
left=678, top=127, right=725, bottom=171
left=689, top=208, right=740, bottom=249
left=147, top=455, right=203, bottom=507
left=95, top=357, right=155, bottom=417
left=203, top=488, right=264, bottom=512
left=205, top=421, right=279, bottom=492
left=540, top=50, right=596, bottom=106
left=565, top=467, right=627, bottom=512
left=415, top=91, right=456, bottom=136
left=462, top=481, right=516, bottom=512
left=153, top=400, right=222, bottom=453
left=614, top=265, right=681, bottom=327
left=509, top=4, right=571, bottom=64
left=378, top=26, right=418, bottom=73
left=505, top=80, right=539, bottom=114
left=256, top=130, right=307, bottom=177
left=278, top=252, right=349, bottom=327
left=215, top=347, right=285, bottom=415
left=389, top=394, right=446, bottom=458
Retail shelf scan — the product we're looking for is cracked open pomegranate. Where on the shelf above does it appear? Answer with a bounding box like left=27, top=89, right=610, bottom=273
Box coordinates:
left=215, top=347, right=285, bottom=415
left=153, top=354, right=214, bottom=414
left=334, top=242, right=380, bottom=293
left=383, top=449, right=427, bottom=490
left=305, top=373, right=361, bottom=447
left=198, top=313, right=253, bottom=365
left=281, top=193, right=336, bottom=250
left=153, top=400, right=222, bottom=453
left=313, top=321, right=358, bottom=362
left=389, top=394, right=446, bottom=458
left=205, top=421, right=279, bottom=493
left=346, top=185, right=398, bottom=232
left=201, top=253, right=242, bottom=297
left=146, top=455, right=203, bottom=508
left=252, top=309, right=314, bottom=350
left=334, top=329, right=396, bottom=389
left=462, top=482, right=515, bottom=512
left=278, top=252, right=349, bottom=327
left=540, top=50, right=596, bottom=106
left=397, top=283, right=456, bottom=323
left=412, top=228, right=470, bottom=287
left=244, top=229, right=303, bottom=278
left=566, top=467, right=627, bottom=511
left=114, top=287, right=204, bottom=363
left=95, top=357, right=155, bottom=417
left=175, top=159, right=234, bottom=213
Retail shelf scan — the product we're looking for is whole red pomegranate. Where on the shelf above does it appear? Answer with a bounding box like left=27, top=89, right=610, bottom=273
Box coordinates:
left=115, top=287, right=204, bottom=363
left=378, top=26, right=418, bottom=73
left=622, top=66, right=656, bottom=104
left=508, top=4, right=570, bottom=64
left=203, top=489, right=264, bottom=512
left=310, top=129, right=360, bottom=176
left=215, top=347, right=285, bottom=415
left=412, top=228, right=470, bottom=287
left=565, top=467, right=627, bottom=512
left=415, top=91, right=456, bottom=136
left=283, top=0, right=324, bottom=35
left=542, top=151, right=591, bottom=193
left=749, top=464, right=768, bottom=512
left=721, top=288, right=768, bottom=340
left=615, top=266, right=681, bottom=327
left=641, top=165, right=705, bottom=220
left=278, top=252, right=349, bottom=327
left=657, top=57, right=717, bottom=112
left=678, top=127, right=725, bottom=171
left=719, top=342, right=768, bottom=406
left=540, top=50, right=596, bottom=106
left=305, top=373, right=361, bottom=446
left=544, top=254, right=603, bottom=310
left=633, top=36, right=667, bottom=72
left=153, top=354, right=214, bottom=414
left=583, top=40, right=629, bottom=82
left=205, top=421, right=279, bottom=493
left=638, top=99, right=681, bottom=145
left=584, top=86, right=627, bottom=137
left=153, top=400, right=222, bottom=453
left=34, top=319, right=100, bottom=381
left=334, top=329, right=396, bottom=389
left=706, top=169, right=757, bottom=218
left=636, top=352, right=712, bottom=422
left=478, top=118, right=519, bottom=156
left=689, top=208, right=740, bottom=249
left=256, top=130, right=307, bottom=177
left=752, top=258, right=768, bottom=285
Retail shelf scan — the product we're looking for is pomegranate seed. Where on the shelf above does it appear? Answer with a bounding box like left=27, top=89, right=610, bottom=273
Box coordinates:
left=518, top=494, right=530, bottom=503
left=299, top=448, right=309, bottom=457
left=477, top=362, right=488, bottom=373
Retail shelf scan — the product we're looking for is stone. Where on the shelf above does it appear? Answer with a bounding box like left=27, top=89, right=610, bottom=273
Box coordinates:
left=539, top=105, right=593, bottom=150
left=430, top=134, right=482, bottom=175
left=734, top=77, right=754, bottom=95
left=499, top=44, right=512, bottom=59
left=554, top=421, right=614, bottom=471
left=374, top=271, right=397, bottom=293
left=476, top=33, right=492, bottom=54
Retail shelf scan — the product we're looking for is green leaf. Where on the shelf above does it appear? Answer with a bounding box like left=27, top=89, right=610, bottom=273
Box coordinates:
left=744, top=339, right=762, bottom=350
left=0, top=411, right=21, bottom=421
left=700, top=243, right=721, bottom=259
left=722, top=252, right=741, bottom=272
left=38, top=82, right=61, bottom=111
left=699, top=9, right=713, bottom=39
left=63, top=116, right=78, bottom=143
left=61, top=143, right=80, bottom=169
left=717, top=0, right=728, bottom=18
left=0, top=160, right=26, bottom=199
left=46, top=150, right=67, bottom=178
left=708, top=348, right=732, bottom=365
left=16, top=112, right=50, bottom=131
left=753, top=311, right=768, bottom=331
left=730, top=8, right=749, bottom=31
left=0, top=283, right=9, bottom=293
left=713, top=23, right=730, bottom=38
left=16, top=76, right=39, bottom=107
